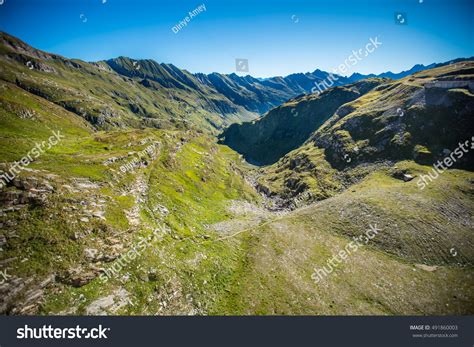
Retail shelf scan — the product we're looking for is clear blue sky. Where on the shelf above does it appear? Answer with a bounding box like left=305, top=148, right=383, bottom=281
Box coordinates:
left=0, top=0, right=472, bottom=77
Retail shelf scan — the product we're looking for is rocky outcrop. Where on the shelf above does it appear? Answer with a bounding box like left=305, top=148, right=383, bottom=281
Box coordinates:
left=0, top=175, right=54, bottom=212
left=57, top=267, right=102, bottom=288
left=0, top=274, right=55, bottom=314
left=219, top=79, right=385, bottom=165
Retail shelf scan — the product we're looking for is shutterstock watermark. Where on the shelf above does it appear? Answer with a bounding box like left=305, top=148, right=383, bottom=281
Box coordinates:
left=311, top=224, right=381, bottom=284
left=99, top=225, right=169, bottom=283
left=0, top=130, right=64, bottom=189
left=311, top=37, right=382, bottom=94
left=17, top=325, right=109, bottom=339
left=171, top=3, right=206, bottom=34
left=416, top=138, right=473, bottom=190
left=235, top=58, right=249, bottom=73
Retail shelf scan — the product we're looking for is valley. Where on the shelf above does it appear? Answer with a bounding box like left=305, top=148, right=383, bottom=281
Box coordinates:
left=0, top=31, right=473, bottom=316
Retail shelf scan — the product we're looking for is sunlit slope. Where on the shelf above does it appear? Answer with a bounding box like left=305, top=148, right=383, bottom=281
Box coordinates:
left=256, top=62, right=474, bottom=202
left=0, top=31, right=257, bottom=132
left=0, top=79, right=261, bottom=315
left=213, top=164, right=474, bottom=315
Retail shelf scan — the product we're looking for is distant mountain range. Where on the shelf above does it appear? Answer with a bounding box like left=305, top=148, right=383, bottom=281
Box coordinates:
left=346, top=63, right=435, bottom=82
left=0, top=31, right=470, bottom=133
left=220, top=61, right=474, bottom=167
left=104, top=55, right=473, bottom=117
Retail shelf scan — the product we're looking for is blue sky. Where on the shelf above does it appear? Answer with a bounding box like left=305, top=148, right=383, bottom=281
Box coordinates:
left=0, top=0, right=472, bottom=77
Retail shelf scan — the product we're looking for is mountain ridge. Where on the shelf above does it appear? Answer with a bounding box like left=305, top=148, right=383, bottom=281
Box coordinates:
left=2, top=30, right=471, bottom=132
left=1, top=30, right=473, bottom=316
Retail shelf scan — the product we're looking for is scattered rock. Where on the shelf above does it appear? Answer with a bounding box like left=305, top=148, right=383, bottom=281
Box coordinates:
left=84, top=248, right=99, bottom=261
left=59, top=268, right=100, bottom=287
left=415, top=264, right=438, bottom=272
left=85, top=288, right=130, bottom=315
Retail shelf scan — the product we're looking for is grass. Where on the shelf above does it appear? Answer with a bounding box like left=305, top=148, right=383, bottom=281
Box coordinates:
left=1, top=79, right=262, bottom=315
left=1, top=50, right=473, bottom=316
left=212, top=163, right=474, bottom=315
left=0, top=35, right=258, bottom=133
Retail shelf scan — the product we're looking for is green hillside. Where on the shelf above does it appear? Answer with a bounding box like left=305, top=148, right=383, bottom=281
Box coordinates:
left=0, top=31, right=257, bottom=132
left=0, top=32, right=473, bottom=316
left=256, top=62, right=474, bottom=202
left=219, top=78, right=386, bottom=165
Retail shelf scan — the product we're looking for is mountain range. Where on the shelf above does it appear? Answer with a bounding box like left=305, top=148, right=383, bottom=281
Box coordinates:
left=1, top=31, right=469, bottom=133
left=0, top=31, right=473, bottom=316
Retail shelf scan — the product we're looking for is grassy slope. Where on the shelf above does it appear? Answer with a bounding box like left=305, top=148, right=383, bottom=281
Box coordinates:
left=257, top=62, right=474, bottom=202
left=213, top=162, right=474, bottom=315
left=0, top=80, right=262, bottom=314
left=38, top=135, right=261, bottom=315
left=212, top=63, right=474, bottom=314
left=1, top=58, right=473, bottom=316
left=0, top=33, right=257, bottom=133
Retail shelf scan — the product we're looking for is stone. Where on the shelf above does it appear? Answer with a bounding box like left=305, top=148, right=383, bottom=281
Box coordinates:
left=92, top=211, right=105, bottom=220
left=392, top=170, right=415, bottom=182
left=59, top=269, right=99, bottom=288
left=84, top=248, right=99, bottom=261
left=15, top=304, right=38, bottom=315
left=24, top=289, right=44, bottom=304
left=85, top=288, right=130, bottom=315
left=415, top=264, right=438, bottom=272
left=106, top=237, right=121, bottom=245
left=43, top=183, right=54, bottom=192
left=39, top=274, right=55, bottom=288
left=99, top=253, right=119, bottom=262
left=23, top=178, right=39, bottom=190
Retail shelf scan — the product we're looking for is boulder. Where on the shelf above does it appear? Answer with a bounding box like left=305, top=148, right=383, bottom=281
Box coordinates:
left=59, top=268, right=100, bottom=287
